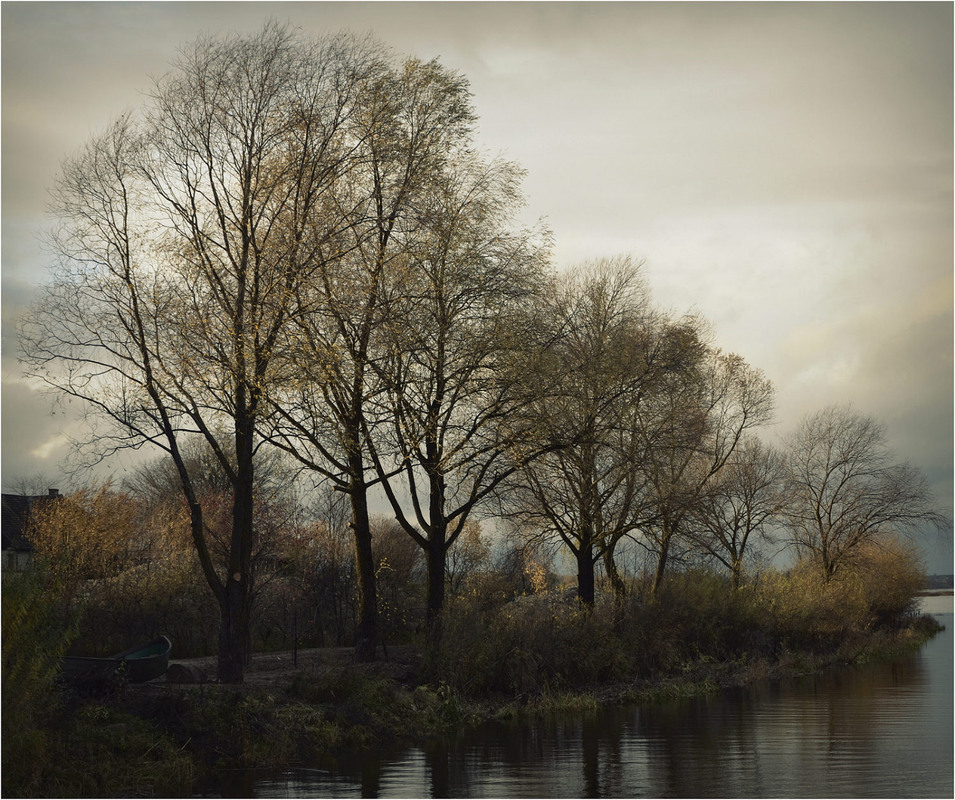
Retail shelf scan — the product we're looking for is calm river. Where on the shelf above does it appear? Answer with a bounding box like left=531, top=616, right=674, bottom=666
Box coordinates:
left=218, top=599, right=953, bottom=798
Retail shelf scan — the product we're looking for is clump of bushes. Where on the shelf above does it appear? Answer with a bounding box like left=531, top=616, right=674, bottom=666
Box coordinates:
left=33, top=703, right=194, bottom=797
left=431, top=569, right=773, bottom=697
left=1, top=560, right=78, bottom=796
left=79, top=553, right=219, bottom=657
left=621, top=570, right=769, bottom=672
left=430, top=590, right=629, bottom=695
left=758, top=561, right=868, bottom=651
left=852, top=537, right=925, bottom=626
left=429, top=542, right=932, bottom=700
left=757, top=538, right=928, bottom=655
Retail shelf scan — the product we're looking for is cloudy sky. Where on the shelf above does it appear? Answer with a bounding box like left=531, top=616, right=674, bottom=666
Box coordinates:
left=2, top=2, right=951, bottom=568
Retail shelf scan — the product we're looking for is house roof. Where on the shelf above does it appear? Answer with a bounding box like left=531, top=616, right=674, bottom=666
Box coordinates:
left=2, top=490, right=59, bottom=552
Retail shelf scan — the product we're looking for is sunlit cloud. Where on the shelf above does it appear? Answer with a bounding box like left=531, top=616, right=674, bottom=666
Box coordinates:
left=29, top=433, right=68, bottom=461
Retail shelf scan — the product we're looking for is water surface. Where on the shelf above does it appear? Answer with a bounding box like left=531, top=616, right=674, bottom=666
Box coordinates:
left=219, top=611, right=953, bottom=798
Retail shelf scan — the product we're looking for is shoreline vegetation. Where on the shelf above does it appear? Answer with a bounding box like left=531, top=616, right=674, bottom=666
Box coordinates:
left=2, top=564, right=945, bottom=798
left=4, top=24, right=949, bottom=798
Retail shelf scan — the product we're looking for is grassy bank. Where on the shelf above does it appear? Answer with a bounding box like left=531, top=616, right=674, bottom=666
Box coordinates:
left=3, top=574, right=938, bottom=797
left=10, top=623, right=942, bottom=799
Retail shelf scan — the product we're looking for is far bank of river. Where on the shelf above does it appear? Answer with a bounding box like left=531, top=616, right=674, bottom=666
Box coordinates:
left=205, top=605, right=952, bottom=798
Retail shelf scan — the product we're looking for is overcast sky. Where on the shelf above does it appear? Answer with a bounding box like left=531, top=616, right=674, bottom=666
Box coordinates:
left=2, top=2, right=951, bottom=569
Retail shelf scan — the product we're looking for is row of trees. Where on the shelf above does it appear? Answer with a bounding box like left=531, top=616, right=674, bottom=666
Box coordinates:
left=17, top=398, right=941, bottom=662
left=20, top=24, right=945, bottom=682
left=23, top=24, right=542, bottom=679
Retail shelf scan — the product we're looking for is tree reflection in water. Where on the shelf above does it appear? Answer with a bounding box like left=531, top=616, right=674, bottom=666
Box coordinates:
left=238, top=616, right=952, bottom=798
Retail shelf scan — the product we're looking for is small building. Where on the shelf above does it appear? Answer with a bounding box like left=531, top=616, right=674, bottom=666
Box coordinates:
left=1, top=489, right=59, bottom=571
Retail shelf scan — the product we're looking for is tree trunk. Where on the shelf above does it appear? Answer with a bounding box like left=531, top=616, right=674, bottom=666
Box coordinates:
left=218, top=426, right=256, bottom=683
left=217, top=576, right=252, bottom=683
left=822, top=553, right=837, bottom=582
left=349, top=473, right=378, bottom=663
left=731, top=556, right=743, bottom=590
left=603, top=542, right=626, bottom=600
left=425, top=533, right=447, bottom=630
left=425, top=460, right=448, bottom=637
left=576, top=545, right=595, bottom=605
left=651, top=534, right=670, bottom=597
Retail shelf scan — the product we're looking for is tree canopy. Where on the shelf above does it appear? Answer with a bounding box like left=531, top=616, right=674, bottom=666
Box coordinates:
left=19, top=23, right=946, bottom=683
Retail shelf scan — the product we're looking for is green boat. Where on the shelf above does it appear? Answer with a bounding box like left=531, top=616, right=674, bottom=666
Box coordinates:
left=62, top=636, right=172, bottom=684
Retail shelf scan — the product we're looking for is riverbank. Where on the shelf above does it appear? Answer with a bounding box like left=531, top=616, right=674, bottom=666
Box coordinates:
left=6, top=613, right=942, bottom=798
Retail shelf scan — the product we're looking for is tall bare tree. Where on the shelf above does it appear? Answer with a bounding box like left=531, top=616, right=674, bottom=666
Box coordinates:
left=505, top=257, right=689, bottom=604
left=686, top=435, right=786, bottom=588
left=636, top=349, right=775, bottom=595
left=21, top=24, right=381, bottom=682
left=367, top=153, right=551, bottom=626
left=781, top=405, right=946, bottom=580
left=267, top=56, right=477, bottom=659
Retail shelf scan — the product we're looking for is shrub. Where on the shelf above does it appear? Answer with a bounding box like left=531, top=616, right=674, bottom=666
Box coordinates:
left=66, top=549, right=218, bottom=658
left=1, top=560, right=78, bottom=796
left=850, top=537, right=925, bottom=626
left=613, top=570, right=770, bottom=675
left=430, top=591, right=627, bottom=695
left=424, top=590, right=502, bottom=692
left=758, top=543, right=925, bottom=655
left=758, top=560, right=869, bottom=650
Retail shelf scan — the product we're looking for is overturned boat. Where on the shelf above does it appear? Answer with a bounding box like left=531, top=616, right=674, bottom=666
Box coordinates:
left=62, top=635, right=172, bottom=684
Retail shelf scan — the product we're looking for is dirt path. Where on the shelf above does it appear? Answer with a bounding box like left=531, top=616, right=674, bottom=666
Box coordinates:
left=165, top=645, right=422, bottom=688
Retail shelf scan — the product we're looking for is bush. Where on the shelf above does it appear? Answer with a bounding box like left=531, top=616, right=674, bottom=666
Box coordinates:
left=608, top=570, right=771, bottom=676
left=757, top=544, right=925, bottom=654
left=757, top=561, right=869, bottom=651
left=79, top=551, right=219, bottom=657
left=430, top=591, right=627, bottom=695
left=1, top=560, right=78, bottom=796
left=851, top=537, right=925, bottom=626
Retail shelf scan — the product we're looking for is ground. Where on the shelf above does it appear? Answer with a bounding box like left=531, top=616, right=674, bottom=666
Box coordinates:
left=163, top=645, right=423, bottom=690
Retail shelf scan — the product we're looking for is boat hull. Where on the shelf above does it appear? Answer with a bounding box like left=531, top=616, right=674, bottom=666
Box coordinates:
left=62, top=636, right=172, bottom=684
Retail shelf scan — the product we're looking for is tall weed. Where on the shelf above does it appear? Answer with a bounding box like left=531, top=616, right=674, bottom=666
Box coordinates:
left=1, top=561, right=78, bottom=795
left=430, top=592, right=626, bottom=694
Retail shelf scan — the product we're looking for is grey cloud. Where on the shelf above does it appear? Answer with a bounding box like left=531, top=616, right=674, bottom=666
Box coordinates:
left=1, top=379, right=71, bottom=489
left=1, top=3, right=949, bottom=569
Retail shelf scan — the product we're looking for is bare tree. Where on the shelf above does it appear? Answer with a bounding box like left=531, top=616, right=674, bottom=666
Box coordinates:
left=505, top=257, right=687, bottom=604
left=20, top=24, right=381, bottom=682
left=267, top=55, right=477, bottom=660
left=781, top=405, right=946, bottom=580
left=367, top=152, right=551, bottom=627
left=636, top=349, right=775, bottom=595
left=687, top=435, right=786, bottom=588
